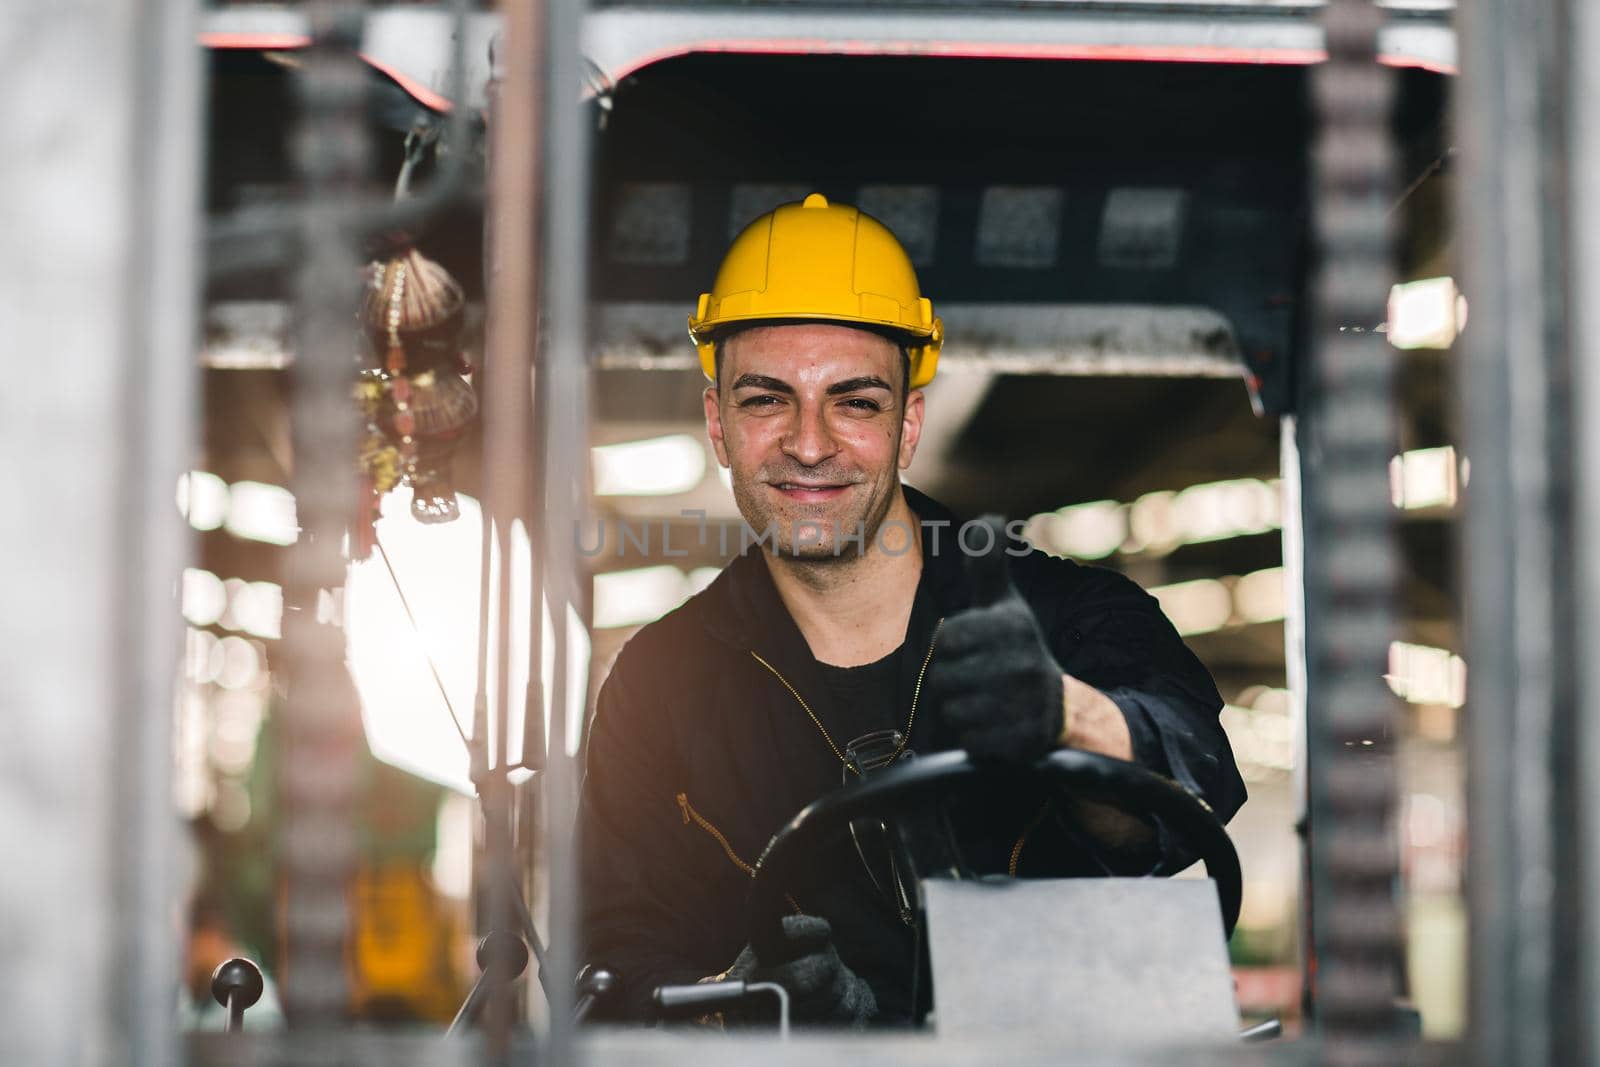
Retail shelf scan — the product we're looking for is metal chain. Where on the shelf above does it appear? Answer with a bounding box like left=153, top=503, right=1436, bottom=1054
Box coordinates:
left=1307, top=2, right=1406, bottom=1062
left=279, top=0, right=370, bottom=1031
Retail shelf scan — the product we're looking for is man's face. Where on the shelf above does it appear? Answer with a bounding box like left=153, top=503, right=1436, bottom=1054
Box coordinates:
left=705, top=323, right=925, bottom=560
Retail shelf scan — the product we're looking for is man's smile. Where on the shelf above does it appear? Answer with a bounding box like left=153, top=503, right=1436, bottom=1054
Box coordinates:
left=769, top=480, right=852, bottom=503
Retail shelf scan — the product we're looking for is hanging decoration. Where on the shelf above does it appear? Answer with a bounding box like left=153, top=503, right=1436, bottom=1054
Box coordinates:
left=354, top=247, right=477, bottom=557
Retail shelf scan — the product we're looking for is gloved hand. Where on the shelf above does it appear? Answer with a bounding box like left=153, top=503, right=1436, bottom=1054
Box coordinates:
left=725, top=914, right=877, bottom=1027
left=927, top=515, right=1067, bottom=763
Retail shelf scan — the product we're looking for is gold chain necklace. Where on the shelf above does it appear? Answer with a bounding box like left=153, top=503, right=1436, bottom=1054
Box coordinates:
left=749, top=617, right=944, bottom=775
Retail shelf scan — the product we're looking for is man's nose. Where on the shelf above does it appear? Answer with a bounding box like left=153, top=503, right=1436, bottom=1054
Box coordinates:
left=781, top=402, right=839, bottom=467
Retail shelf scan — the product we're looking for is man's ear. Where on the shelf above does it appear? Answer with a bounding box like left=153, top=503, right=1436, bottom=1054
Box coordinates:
left=898, top=388, right=925, bottom=471
left=704, top=384, right=730, bottom=468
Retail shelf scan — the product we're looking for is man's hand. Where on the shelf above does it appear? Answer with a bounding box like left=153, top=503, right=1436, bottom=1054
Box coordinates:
left=927, top=516, right=1067, bottom=763
left=725, top=915, right=877, bottom=1027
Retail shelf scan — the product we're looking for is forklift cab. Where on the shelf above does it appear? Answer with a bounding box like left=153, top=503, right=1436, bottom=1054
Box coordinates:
left=568, top=7, right=1450, bottom=1051
left=173, top=0, right=1457, bottom=1061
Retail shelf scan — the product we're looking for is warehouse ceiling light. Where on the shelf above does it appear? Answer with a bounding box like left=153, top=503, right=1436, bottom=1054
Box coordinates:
left=592, top=433, right=707, bottom=496
left=1026, top=478, right=1284, bottom=560
left=1387, top=276, right=1467, bottom=350
left=224, top=480, right=299, bottom=545
left=1390, top=446, right=1460, bottom=510
left=1387, top=641, right=1467, bottom=709
left=176, top=470, right=229, bottom=531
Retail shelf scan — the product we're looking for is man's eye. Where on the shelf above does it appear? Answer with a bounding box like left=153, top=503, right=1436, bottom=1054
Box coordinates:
left=739, top=394, right=782, bottom=409
left=841, top=397, right=882, bottom=413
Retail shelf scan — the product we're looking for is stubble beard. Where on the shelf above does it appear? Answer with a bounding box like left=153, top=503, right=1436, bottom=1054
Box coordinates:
left=730, top=465, right=901, bottom=563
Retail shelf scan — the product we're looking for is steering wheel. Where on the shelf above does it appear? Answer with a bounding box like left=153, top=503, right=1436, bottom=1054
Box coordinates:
left=743, top=748, right=1241, bottom=962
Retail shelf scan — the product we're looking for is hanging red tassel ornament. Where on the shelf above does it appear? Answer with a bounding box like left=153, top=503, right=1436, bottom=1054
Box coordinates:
left=357, top=247, right=477, bottom=529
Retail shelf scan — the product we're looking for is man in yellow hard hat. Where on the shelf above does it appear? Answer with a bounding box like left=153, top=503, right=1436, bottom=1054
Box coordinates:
left=578, top=194, right=1244, bottom=1027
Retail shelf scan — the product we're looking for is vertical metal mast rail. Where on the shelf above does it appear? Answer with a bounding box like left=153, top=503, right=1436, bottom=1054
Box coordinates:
left=280, top=0, right=369, bottom=1032
left=1306, top=1, right=1405, bottom=1062
left=537, top=0, right=592, bottom=1055
left=1458, top=0, right=1585, bottom=1063
left=480, top=0, right=541, bottom=1054
left=118, top=0, right=204, bottom=1062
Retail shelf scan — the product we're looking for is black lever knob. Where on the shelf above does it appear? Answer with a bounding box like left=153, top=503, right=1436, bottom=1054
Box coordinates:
left=475, top=930, right=530, bottom=979
left=210, top=957, right=264, bottom=1033
left=576, top=964, right=616, bottom=998
left=572, top=964, right=618, bottom=1023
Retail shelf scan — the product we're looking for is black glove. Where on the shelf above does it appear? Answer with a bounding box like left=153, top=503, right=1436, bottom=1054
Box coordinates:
left=927, top=515, right=1066, bottom=763
left=726, top=915, right=877, bottom=1027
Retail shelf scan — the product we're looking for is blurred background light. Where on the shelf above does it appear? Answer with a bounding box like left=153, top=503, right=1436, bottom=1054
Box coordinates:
left=1172, top=478, right=1279, bottom=545
left=346, top=489, right=505, bottom=793
left=1025, top=478, right=1283, bottom=561
left=214, top=636, right=262, bottom=691
left=225, top=480, right=299, bottom=545
left=182, top=568, right=227, bottom=627
left=1149, top=577, right=1232, bottom=636
left=185, top=627, right=223, bottom=685
left=1390, top=446, right=1459, bottom=510
left=1387, top=276, right=1467, bottom=350
left=593, top=433, right=707, bottom=496
left=687, top=566, right=721, bottom=596
left=1220, top=690, right=1295, bottom=780
left=1025, top=499, right=1126, bottom=560
left=176, top=470, right=229, bottom=531
left=432, top=792, right=476, bottom=901
left=593, top=565, right=692, bottom=629
left=1388, top=641, right=1467, bottom=708
left=1234, top=566, right=1288, bottom=625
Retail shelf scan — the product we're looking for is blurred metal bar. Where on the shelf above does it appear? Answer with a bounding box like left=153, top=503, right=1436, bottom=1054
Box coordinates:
left=479, top=0, right=542, bottom=1054
left=538, top=0, right=594, bottom=1055
left=0, top=0, right=185, bottom=1061
left=580, top=4, right=1457, bottom=81
left=278, top=0, right=370, bottom=1030
left=1572, top=3, right=1600, bottom=1061
left=115, top=0, right=206, bottom=1062
left=1302, top=1, right=1405, bottom=1063
left=1456, top=0, right=1581, bottom=1063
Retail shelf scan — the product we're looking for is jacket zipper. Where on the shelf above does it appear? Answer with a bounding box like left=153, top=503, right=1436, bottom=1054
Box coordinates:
left=749, top=617, right=945, bottom=773
left=676, top=792, right=802, bottom=914
left=1008, top=802, right=1053, bottom=878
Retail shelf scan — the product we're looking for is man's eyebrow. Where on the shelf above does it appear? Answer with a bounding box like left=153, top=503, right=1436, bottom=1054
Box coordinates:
left=825, top=376, right=894, bottom=395
left=730, top=373, right=794, bottom=393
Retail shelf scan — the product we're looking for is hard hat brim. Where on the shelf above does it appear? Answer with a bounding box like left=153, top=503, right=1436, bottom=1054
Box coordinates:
left=689, top=313, right=942, bottom=389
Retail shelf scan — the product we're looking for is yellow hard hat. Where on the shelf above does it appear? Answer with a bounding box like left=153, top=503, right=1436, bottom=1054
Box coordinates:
left=688, top=193, right=943, bottom=388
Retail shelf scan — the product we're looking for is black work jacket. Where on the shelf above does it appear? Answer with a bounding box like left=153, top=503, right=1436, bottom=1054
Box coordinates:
left=578, top=486, right=1246, bottom=1024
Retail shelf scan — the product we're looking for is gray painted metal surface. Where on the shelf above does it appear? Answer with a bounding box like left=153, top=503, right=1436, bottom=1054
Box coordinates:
left=595, top=302, right=1248, bottom=378
left=1457, top=0, right=1585, bottom=1063
left=536, top=0, right=596, bottom=1055
left=580, top=4, right=1455, bottom=83
left=921, top=878, right=1237, bottom=1046
left=0, top=1, right=197, bottom=1063
left=118, top=1, right=205, bottom=1062
left=1574, top=2, right=1600, bottom=1061
left=200, top=3, right=1455, bottom=116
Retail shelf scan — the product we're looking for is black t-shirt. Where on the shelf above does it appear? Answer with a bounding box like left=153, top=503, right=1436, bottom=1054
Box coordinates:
left=812, top=642, right=929, bottom=1023
left=816, top=643, right=907, bottom=760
